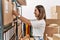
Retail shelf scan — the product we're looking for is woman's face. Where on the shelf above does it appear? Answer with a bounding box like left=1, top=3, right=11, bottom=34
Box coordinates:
left=34, top=8, right=40, bottom=17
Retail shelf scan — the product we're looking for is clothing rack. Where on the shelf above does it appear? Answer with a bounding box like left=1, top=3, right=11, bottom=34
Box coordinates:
left=0, top=0, right=26, bottom=40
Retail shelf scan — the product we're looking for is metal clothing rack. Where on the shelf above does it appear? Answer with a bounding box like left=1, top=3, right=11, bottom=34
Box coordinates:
left=16, top=2, right=23, bottom=40
left=0, top=0, right=19, bottom=40
left=13, top=0, right=22, bottom=40
left=0, top=0, right=3, bottom=40
left=0, top=0, right=24, bottom=40
left=12, top=0, right=19, bottom=40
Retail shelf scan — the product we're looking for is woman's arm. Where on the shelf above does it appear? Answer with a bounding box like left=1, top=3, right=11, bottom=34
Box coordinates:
left=12, top=10, right=31, bottom=26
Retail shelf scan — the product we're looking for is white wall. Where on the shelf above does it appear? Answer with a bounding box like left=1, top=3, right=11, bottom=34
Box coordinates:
left=21, top=0, right=60, bottom=19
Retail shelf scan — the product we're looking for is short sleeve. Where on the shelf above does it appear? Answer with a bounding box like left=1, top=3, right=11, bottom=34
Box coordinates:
left=30, top=20, right=46, bottom=29
left=30, top=19, right=46, bottom=36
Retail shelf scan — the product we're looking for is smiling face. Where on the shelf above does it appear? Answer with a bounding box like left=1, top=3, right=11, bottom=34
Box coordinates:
left=34, top=8, right=40, bottom=18
left=34, top=5, right=46, bottom=20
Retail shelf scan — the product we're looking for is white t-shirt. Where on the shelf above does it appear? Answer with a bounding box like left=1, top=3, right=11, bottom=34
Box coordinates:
left=30, top=19, right=46, bottom=38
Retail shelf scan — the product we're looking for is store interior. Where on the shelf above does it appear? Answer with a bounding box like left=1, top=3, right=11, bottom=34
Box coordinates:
left=0, top=0, right=60, bottom=40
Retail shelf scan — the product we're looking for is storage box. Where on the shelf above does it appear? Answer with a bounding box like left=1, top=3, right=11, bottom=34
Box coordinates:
left=51, top=13, right=57, bottom=19
left=53, top=34, right=60, bottom=40
left=45, top=26, right=58, bottom=37
left=51, top=6, right=56, bottom=13
left=51, top=6, right=60, bottom=19
left=44, top=26, right=59, bottom=40
left=51, top=6, right=60, bottom=13
left=2, top=0, right=13, bottom=25
left=56, top=6, right=60, bottom=13
left=46, top=19, right=60, bottom=26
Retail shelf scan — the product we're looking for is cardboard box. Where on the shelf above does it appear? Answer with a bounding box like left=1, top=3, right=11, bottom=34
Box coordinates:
left=58, top=12, right=60, bottom=19
left=17, top=0, right=26, bottom=5
left=2, top=0, right=13, bottom=25
left=56, top=6, right=60, bottom=13
left=55, top=6, right=60, bottom=19
left=45, top=26, right=58, bottom=37
left=51, top=13, right=57, bottom=19
left=44, top=19, right=60, bottom=40
left=51, top=6, right=60, bottom=19
left=46, top=19, right=60, bottom=26
left=51, top=6, right=60, bottom=13
left=53, top=34, right=60, bottom=40
left=51, top=6, right=56, bottom=13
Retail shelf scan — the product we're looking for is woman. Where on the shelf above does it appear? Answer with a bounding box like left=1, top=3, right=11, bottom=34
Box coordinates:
left=13, top=5, right=46, bottom=40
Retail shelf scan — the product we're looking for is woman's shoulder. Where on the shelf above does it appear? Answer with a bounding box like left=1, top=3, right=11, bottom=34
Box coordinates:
left=39, top=19, right=46, bottom=24
left=39, top=19, right=45, bottom=22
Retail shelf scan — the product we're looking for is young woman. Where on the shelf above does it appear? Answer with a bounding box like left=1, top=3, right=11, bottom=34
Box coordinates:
left=13, top=5, right=46, bottom=40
